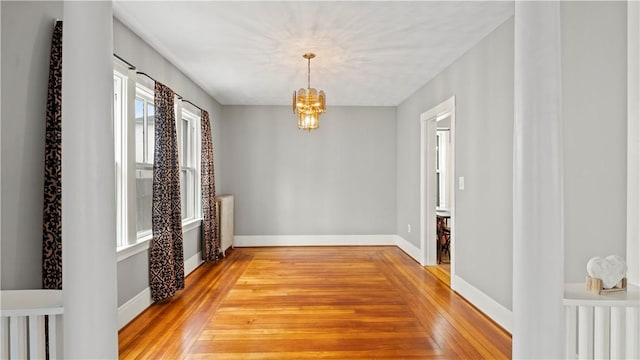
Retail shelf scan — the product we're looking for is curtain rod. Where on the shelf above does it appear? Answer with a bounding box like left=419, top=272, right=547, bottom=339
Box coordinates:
left=113, top=53, right=205, bottom=113
left=114, top=53, right=135, bottom=70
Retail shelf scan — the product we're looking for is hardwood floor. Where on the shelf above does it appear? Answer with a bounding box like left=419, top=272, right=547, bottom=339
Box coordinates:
left=425, top=265, right=451, bottom=286
left=119, top=247, right=511, bottom=359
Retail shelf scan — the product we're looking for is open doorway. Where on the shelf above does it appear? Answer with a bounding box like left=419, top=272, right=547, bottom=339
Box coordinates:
left=436, top=119, right=451, bottom=267
left=420, top=97, right=455, bottom=286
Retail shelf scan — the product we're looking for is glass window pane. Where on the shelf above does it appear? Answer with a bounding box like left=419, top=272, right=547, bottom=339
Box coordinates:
left=136, top=166, right=153, bottom=234
left=188, top=124, right=196, bottom=167
left=181, top=169, right=187, bottom=220
left=135, top=98, right=144, bottom=163
left=182, top=119, right=189, bottom=166
left=189, top=168, right=195, bottom=219
left=147, top=103, right=155, bottom=163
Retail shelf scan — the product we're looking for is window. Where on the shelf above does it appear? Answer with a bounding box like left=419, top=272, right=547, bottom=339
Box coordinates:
left=436, top=129, right=450, bottom=210
left=113, top=59, right=203, bottom=251
left=135, top=86, right=155, bottom=239
left=179, top=108, right=200, bottom=222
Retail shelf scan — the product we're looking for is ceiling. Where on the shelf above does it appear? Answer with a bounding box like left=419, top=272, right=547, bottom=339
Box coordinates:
left=113, top=1, right=514, bottom=107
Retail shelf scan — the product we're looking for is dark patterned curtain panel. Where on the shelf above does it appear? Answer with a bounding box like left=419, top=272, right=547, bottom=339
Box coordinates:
left=200, top=110, right=220, bottom=262
left=42, top=20, right=63, bottom=290
left=149, top=82, right=184, bottom=302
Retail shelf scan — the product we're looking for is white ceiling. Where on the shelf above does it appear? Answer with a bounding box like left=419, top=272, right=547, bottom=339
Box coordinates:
left=113, top=1, right=514, bottom=107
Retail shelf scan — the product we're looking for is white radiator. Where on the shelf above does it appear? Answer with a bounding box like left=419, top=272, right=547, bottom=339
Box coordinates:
left=564, top=283, right=639, bottom=359
left=1, top=290, right=63, bottom=359
left=215, top=194, right=234, bottom=256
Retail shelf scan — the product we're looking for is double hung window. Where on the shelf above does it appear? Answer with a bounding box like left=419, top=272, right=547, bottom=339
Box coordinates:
left=179, top=109, right=200, bottom=222
left=134, top=86, right=155, bottom=239
left=113, top=58, right=203, bottom=251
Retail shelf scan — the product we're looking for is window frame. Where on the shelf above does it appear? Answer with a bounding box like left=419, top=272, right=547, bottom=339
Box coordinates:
left=134, top=84, right=155, bottom=240
left=178, top=105, right=202, bottom=225
left=114, top=58, right=204, bottom=260
left=113, top=67, right=128, bottom=248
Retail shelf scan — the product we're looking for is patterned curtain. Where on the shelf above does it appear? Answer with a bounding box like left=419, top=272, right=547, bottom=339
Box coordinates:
left=42, top=20, right=63, bottom=290
left=149, top=82, right=184, bottom=302
left=200, top=110, right=220, bottom=262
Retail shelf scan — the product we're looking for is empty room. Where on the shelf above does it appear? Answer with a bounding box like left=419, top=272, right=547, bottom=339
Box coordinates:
left=1, top=1, right=639, bottom=359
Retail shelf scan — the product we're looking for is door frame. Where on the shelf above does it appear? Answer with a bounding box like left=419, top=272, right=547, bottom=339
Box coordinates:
left=420, top=97, right=456, bottom=278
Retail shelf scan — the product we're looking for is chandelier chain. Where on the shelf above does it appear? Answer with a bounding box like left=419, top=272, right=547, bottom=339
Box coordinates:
left=307, top=57, right=311, bottom=89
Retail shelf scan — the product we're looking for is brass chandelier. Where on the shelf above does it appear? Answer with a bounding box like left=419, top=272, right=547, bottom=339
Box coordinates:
left=292, top=53, right=326, bottom=131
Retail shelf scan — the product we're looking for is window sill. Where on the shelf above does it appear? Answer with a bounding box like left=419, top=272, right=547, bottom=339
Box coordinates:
left=116, top=218, right=202, bottom=263
left=182, top=218, right=202, bottom=233
left=116, top=237, right=151, bottom=262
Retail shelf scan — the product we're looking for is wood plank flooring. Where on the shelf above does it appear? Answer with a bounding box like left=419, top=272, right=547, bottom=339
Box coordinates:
left=119, top=247, right=511, bottom=359
left=426, top=265, right=451, bottom=286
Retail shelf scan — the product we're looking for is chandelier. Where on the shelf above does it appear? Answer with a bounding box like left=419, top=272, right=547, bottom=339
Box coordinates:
left=292, top=53, right=326, bottom=131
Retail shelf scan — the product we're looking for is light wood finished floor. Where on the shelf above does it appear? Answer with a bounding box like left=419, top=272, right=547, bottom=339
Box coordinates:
left=119, top=247, right=511, bottom=359
left=426, top=264, right=451, bottom=286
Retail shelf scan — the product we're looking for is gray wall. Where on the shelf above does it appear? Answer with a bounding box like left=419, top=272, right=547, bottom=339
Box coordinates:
left=220, top=105, right=397, bottom=236
left=113, top=18, right=222, bottom=307
left=1, top=1, right=63, bottom=289
left=396, top=18, right=515, bottom=309
left=561, top=2, right=628, bottom=281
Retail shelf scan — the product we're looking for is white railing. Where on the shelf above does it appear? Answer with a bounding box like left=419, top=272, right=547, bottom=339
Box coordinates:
left=564, top=283, right=639, bottom=359
left=1, top=290, right=63, bottom=359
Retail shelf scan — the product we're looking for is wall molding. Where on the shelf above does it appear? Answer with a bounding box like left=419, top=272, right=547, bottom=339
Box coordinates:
left=117, top=287, right=151, bottom=330
left=234, top=234, right=421, bottom=268
left=184, top=250, right=204, bottom=275
left=118, top=251, right=202, bottom=329
left=451, top=275, right=512, bottom=333
left=233, top=234, right=398, bottom=247
left=394, top=235, right=423, bottom=263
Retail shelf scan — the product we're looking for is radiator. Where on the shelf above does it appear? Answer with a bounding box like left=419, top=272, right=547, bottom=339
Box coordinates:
left=564, top=283, right=639, bottom=359
left=1, top=290, right=63, bottom=359
left=215, top=194, right=234, bottom=256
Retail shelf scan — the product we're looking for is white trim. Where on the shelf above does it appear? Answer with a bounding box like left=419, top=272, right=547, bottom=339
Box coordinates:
left=117, top=251, right=202, bottom=329
left=117, top=220, right=201, bottom=262
left=116, top=237, right=151, bottom=262
left=117, top=287, right=151, bottom=330
left=182, top=217, right=202, bottom=233
left=394, top=235, right=422, bottom=263
left=184, top=250, right=204, bottom=275
left=234, top=234, right=423, bottom=264
left=452, top=275, right=512, bottom=334
left=419, top=114, right=436, bottom=266
left=233, top=234, right=397, bottom=247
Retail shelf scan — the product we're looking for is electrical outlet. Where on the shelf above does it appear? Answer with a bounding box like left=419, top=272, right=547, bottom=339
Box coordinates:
left=407, top=224, right=411, bottom=233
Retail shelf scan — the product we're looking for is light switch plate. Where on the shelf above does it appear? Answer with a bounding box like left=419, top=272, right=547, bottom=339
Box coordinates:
left=459, top=176, right=465, bottom=190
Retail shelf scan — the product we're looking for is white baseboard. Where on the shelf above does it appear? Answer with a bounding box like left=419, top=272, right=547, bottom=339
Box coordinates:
left=451, top=275, right=512, bottom=333
left=184, top=251, right=203, bottom=275
left=234, top=234, right=424, bottom=265
left=393, top=235, right=423, bottom=264
left=118, top=251, right=202, bottom=330
left=118, top=287, right=152, bottom=330
left=395, top=236, right=510, bottom=332
left=233, top=234, right=398, bottom=247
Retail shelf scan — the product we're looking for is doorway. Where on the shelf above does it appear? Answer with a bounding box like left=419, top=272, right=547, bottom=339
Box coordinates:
left=420, top=97, right=456, bottom=286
